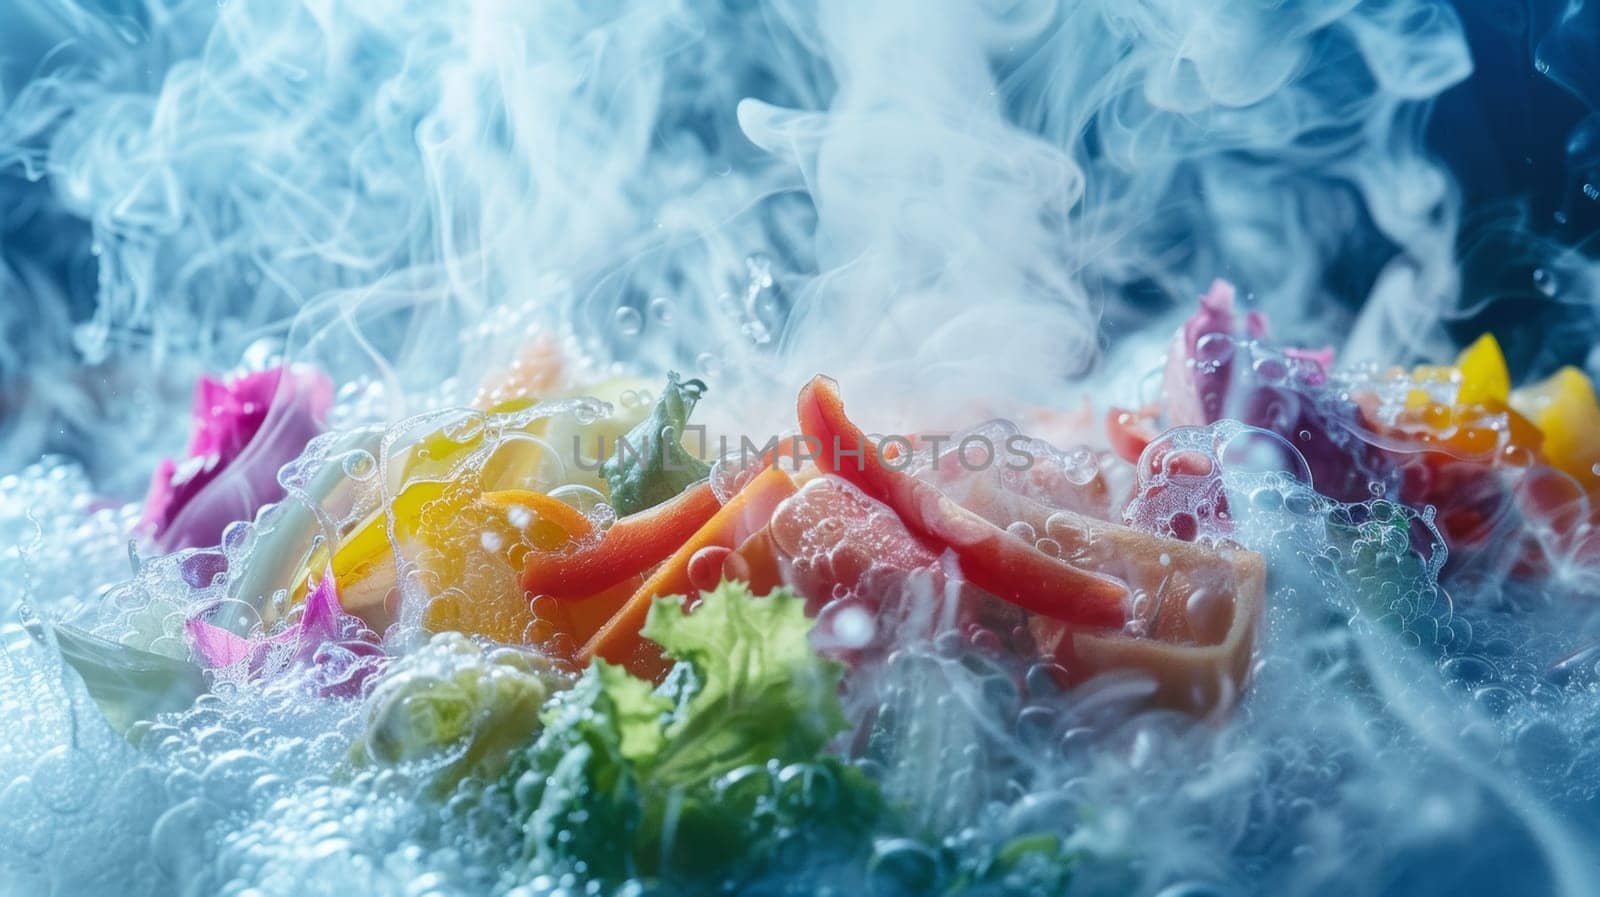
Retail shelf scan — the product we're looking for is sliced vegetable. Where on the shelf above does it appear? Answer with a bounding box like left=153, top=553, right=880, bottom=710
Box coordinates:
left=1454, top=333, right=1512, bottom=406
left=140, top=365, right=332, bottom=551
left=292, top=380, right=652, bottom=630
left=1162, top=279, right=1264, bottom=427
left=519, top=480, right=720, bottom=598
left=603, top=371, right=712, bottom=517
left=420, top=489, right=599, bottom=645
left=766, top=475, right=942, bottom=616
left=1106, top=406, right=1160, bottom=465
left=1512, top=365, right=1600, bottom=488
left=578, top=466, right=797, bottom=679
left=724, top=527, right=786, bottom=596
left=185, top=569, right=383, bottom=698
left=1028, top=514, right=1266, bottom=715
left=796, top=375, right=1128, bottom=629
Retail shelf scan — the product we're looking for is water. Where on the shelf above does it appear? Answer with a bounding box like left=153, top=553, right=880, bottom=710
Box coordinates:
left=4, top=0, right=1600, bottom=895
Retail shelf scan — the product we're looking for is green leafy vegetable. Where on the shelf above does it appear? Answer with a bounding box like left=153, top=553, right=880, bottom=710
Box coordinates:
left=603, top=371, right=710, bottom=516
left=505, top=580, right=889, bottom=891
left=352, top=632, right=567, bottom=797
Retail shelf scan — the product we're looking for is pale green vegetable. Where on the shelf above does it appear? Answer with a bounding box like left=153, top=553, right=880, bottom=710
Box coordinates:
left=352, top=632, right=569, bottom=795
left=54, top=623, right=207, bottom=735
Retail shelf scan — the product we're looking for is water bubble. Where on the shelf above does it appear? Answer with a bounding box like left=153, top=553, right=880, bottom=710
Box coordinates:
left=341, top=450, right=377, bottom=481
left=695, top=352, right=722, bottom=377
left=1195, top=332, right=1236, bottom=367
left=612, top=307, right=643, bottom=337
left=868, top=839, right=940, bottom=895
left=29, top=747, right=95, bottom=813
left=1533, top=267, right=1559, bottom=296
left=647, top=296, right=676, bottom=325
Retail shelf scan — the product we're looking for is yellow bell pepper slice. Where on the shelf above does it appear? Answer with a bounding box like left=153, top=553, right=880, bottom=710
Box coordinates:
left=291, top=378, right=653, bottom=641
left=1406, top=333, right=1511, bottom=410
left=415, top=489, right=594, bottom=643
left=1512, top=366, right=1600, bottom=488
left=1454, top=333, right=1511, bottom=407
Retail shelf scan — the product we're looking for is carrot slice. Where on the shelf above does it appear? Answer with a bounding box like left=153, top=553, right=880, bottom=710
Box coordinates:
left=578, top=466, right=798, bottom=679
left=519, top=480, right=719, bottom=597
left=795, top=375, right=1128, bottom=629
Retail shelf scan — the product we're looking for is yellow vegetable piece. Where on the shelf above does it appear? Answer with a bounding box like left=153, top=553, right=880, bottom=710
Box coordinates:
left=1405, top=365, right=1454, bottom=410
left=292, top=378, right=653, bottom=641
left=1403, top=334, right=1510, bottom=411
left=1454, top=333, right=1511, bottom=407
left=415, top=489, right=593, bottom=643
left=1511, top=366, right=1600, bottom=488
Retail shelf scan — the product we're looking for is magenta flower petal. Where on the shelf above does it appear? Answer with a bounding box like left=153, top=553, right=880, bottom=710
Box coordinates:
left=186, top=616, right=257, bottom=668
left=140, top=365, right=333, bottom=552
left=183, top=568, right=383, bottom=697
left=1163, top=280, right=1335, bottom=426
left=291, top=571, right=349, bottom=667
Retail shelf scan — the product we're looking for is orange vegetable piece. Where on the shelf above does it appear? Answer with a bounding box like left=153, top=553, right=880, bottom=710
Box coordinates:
left=1512, top=366, right=1600, bottom=489
left=519, top=481, right=720, bottom=598
left=796, top=375, right=1129, bottom=629
left=418, top=489, right=593, bottom=643
left=577, top=466, right=799, bottom=679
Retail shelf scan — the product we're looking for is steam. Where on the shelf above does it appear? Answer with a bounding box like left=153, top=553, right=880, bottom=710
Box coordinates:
left=9, top=0, right=1600, bottom=896
left=3, top=0, right=1479, bottom=448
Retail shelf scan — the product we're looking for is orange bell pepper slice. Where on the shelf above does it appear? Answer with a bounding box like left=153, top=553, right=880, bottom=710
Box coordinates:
left=577, top=466, right=798, bottom=679
left=519, top=481, right=720, bottom=598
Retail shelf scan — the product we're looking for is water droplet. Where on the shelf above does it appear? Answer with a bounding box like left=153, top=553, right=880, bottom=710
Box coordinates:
left=341, top=451, right=376, bottom=481
left=1534, top=267, right=1559, bottom=296
left=612, top=307, right=643, bottom=337
left=648, top=296, right=676, bottom=325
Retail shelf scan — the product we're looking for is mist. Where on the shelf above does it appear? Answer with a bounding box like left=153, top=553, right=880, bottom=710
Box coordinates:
left=5, top=0, right=1600, bottom=895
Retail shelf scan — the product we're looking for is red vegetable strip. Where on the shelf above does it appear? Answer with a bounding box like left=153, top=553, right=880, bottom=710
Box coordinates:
left=795, top=375, right=1129, bottom=629
left=578, top=466, right=798, bottom=680
left=519, top=480, right=720, bottom=598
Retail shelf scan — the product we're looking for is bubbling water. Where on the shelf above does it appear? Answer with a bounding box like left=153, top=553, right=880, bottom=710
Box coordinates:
left=5, top=0, right=1600, bottom=895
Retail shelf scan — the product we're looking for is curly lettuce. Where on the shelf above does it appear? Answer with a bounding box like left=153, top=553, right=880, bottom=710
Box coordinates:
left=504, top=579, right=887, bottom=891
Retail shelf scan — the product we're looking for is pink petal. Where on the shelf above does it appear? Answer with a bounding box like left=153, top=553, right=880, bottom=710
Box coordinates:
left=142, top=365, right=333, bottom=552
left=292, top=570, right=346, bottom=664
left=186, top=617, right=257, bottom=668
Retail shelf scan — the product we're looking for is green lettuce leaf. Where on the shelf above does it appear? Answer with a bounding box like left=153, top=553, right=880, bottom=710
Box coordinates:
left=602, top=371, right=710, bottom=516
left=505, top=580, right=889, bottom=891
left=639, top=579, right=849, bottom=789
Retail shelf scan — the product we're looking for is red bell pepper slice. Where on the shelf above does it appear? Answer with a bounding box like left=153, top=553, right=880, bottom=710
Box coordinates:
left=520, top=480, right=720, bottom=598
left=795, top=375, right=1128, bottom=629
